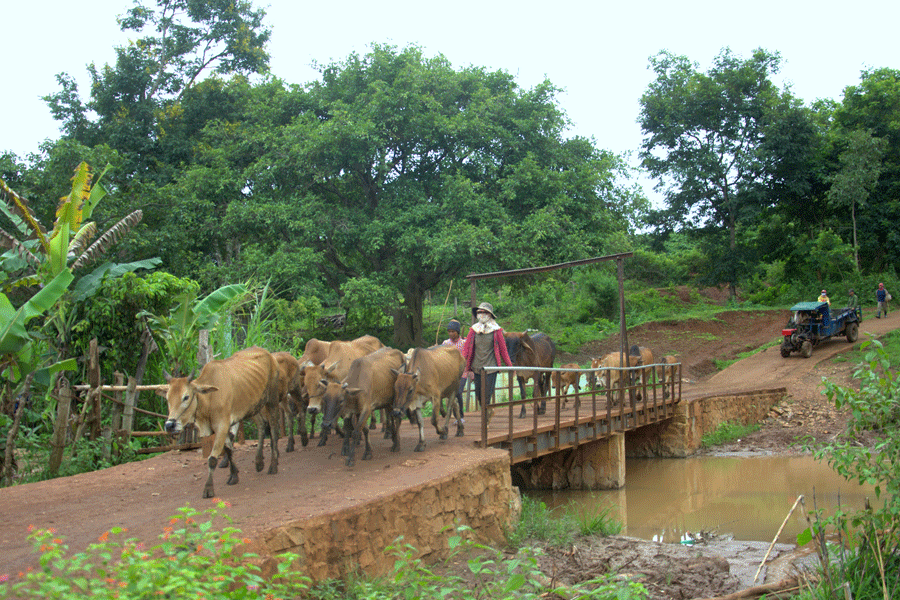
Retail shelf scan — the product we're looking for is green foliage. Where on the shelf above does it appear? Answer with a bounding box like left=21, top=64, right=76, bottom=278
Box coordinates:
left=798, top=336, right=900, bottom=599
left=142, top=283, right=249, bottom=376
left=2, top=503, right=310, bottom=599
left=575, top=505, right=624, bottom=537
left=1, top=506, right=645, bottom=600
left=70, top=271, right=193, bottom=382
left=340, top=277, right=399, bottom=339
left=507, top=497, right=576, bottom=549
left=701, top=421, right=761, bottom=448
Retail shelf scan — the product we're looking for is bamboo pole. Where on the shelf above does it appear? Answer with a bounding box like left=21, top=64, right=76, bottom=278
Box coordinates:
left=754, top=494, right=803, bottom=583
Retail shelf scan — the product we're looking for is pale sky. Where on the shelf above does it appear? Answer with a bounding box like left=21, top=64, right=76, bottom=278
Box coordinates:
left=5, top=0, right=900, bottom=202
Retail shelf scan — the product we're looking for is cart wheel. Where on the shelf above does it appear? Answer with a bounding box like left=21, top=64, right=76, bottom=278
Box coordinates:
left=800, top=340, right=813, bottom=358
left=780, top=346, right=791, bottom=358
left=845, top=321, right=859, bottom=343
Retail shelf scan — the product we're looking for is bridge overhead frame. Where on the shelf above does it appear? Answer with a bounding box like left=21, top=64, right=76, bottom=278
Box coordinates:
left=475, top=363, right=682, bottom=465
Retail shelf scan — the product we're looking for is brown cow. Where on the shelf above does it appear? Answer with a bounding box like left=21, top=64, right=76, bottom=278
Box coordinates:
left=658, top=355, right=679, bottom=398
left=597, top=351, right=642, bottom=405
left=272, top=352, right=307, bottom=451
left=319, top=347, right=406, bottom=467
left=392, top=345, right=465, bottom=451
left=629, top=345, right=656, bottom=385
left=159, top=346, right=280, bottom=499
left=552, top=363, right=582, bottom=397
left=302, top=334, right=384, bottom=446
left=504, top=332, right=556, bottom=418
left=290, top=338, right=333, bottom=443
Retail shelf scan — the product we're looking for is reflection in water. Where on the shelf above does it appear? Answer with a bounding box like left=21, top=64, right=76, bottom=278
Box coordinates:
left=529, top=455, right=880, bottom=543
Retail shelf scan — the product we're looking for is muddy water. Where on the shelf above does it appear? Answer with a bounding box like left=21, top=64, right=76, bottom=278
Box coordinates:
left=529, top=455, right=880, bottom=544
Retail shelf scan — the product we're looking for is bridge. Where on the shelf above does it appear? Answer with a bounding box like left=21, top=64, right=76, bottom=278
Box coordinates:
left=472, top=362, right=682, bottom=465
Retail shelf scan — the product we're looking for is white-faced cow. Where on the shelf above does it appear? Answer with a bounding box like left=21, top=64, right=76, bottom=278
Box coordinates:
left=159, top=346, right=280, bottom=499
left=504, top=332, right=556, bottom=418
left=392, top=345, right=465, bottom=451
left=319, top=346, right=406, bottom=467
left=302, top=334, right=384, bottom=446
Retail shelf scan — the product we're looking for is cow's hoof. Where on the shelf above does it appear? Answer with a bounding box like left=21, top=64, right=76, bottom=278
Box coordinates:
left=456, top=426, right=465, bottom=437
left=203, top=488, right=214, bottom=499
left=227, top=474, right=239, bottom=486
left=286, top=441, right=295, bottom=453
left=537, top=407, right=546, bottom=416
left=383, top=430, right=391, bottom=439
left=363, top=451, right=373, bottom=461
left=217, top=457, right=230, bottom=469
left=391, top=445, right=401, bottom=453
left=255, top=461, right=264, bottom=472
left=414, top=443, right=426, bottom=452
left=439, top=431, right=448, bottom=440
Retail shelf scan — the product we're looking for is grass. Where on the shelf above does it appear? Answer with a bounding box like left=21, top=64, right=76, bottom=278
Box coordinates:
left=507, top=496, right=624, bottom=549
left=701, top=421, right=761, bottom=448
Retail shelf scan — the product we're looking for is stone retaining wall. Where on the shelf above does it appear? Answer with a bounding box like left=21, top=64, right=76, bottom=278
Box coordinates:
left=247, top=451, right=521, bottom=582
left=626, top=388, right=787, bottom=457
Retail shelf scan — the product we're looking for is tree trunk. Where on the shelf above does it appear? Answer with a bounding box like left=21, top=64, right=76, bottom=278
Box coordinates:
left=1, top=372, right=36, bottom=486
left=393, top=283, right=425, bottom=349
left=47, top=378, right=72, bottom=477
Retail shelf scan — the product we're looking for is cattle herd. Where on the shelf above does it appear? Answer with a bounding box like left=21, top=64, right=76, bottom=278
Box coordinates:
left=160, top=334, right=678, bottom=498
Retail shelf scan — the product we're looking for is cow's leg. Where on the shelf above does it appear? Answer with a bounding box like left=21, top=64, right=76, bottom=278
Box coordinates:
left=254, top=415, right=267, bottom=473
left=517, top=376, right=529, bottom=418
left=294, top=395, right=309, bottom=447
left=346, top=410, right=370, bottom=467
left=218, top=422, right=240, bottom=468
left=317, top=422, right=330, bottom=447
left=413, top=407, right=427, bottom=452
left=284, top=402, right=296, bottom=453
left=266, top=408, right=280, bottom=475
left=389, top=412, right=401, bottom=452
left=538, top=372, right=549, bottom=415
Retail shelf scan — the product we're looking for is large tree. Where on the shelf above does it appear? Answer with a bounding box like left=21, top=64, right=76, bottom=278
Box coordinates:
left=248, top=44, right=643, bottom=346
left=639, top=48, right=813, bottom=297
left=831, top=68, right=900, bottom=270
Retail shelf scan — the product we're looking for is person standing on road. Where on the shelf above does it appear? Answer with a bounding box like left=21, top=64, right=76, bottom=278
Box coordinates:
left=462, top=302, right=513, bottom=409
left=876, top=283, right=890, bottom=318
left=441, top=319, right=467, bottom=421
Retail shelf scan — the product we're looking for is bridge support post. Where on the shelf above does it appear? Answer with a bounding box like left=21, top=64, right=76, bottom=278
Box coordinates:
left=513, top=433, right=625, bottom=490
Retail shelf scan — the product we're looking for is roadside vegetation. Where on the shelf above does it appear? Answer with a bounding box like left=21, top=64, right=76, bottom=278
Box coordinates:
left=700, top=421, right=762, bottom=448
left=1, top=498, right=641, bottom=600
left=797, top=334, right=900, bottom=600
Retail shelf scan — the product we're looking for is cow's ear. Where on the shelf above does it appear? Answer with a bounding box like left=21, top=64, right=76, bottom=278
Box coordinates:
left=193, top=383, right=219, bottom=394
left=390, top=368, right=400, bottom=376
left=346, top=387, right=363, bottom=396
left=299, top=359, right=313, bottom=368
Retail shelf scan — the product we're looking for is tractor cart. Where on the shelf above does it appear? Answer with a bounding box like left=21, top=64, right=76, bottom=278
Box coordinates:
left=780, top=301, right=861, bottom=358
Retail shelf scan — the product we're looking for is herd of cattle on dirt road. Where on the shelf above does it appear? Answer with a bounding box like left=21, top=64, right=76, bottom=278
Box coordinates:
left=159, top=333, right=678, bottom=498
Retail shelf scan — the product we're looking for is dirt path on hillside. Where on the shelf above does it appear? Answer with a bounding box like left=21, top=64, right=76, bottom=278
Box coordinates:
left=1, top=305, right=898, bottom=599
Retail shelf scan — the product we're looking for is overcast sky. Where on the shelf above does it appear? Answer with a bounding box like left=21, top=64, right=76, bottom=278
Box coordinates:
left=5, top=0, right=900, bottom=200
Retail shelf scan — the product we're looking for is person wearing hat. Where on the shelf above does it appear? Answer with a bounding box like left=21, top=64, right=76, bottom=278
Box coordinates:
left=817, top=289, right=830, bottom=306
left=876, top=283, right=890, bottom=318
left=462, top=302, right=513, bottom=409
left=846, top=289, right=860, bottom=318
left=441, top=319, right=467, bottom=420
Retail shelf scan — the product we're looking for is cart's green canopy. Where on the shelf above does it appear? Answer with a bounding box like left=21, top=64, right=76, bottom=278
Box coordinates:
left=789, top=301, right=829, bottom=312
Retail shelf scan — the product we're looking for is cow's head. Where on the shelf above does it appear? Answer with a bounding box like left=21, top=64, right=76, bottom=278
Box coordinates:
left=504, top=333, right=534, bottom=365
left=391, top=367, right=420, bottom=417
left=158, top=372, right=213, bottom=434
left=320, top=381, right=351, bottom=432
left=302, top=363, right=328, bottom=413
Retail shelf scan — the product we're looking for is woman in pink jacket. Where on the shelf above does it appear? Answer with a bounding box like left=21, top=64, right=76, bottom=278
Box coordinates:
left=462, top=302, right=514, bottom=408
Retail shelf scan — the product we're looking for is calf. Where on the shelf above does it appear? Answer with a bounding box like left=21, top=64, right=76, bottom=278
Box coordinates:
left=505, top=332, right=556, bottom=417
left=392, top=345, right=465, bottom=452
left=320, top=347, right=406, bottom=467
left=552, top=363, right=582, bottom=397
left=160, top=346, right=280, bottom=499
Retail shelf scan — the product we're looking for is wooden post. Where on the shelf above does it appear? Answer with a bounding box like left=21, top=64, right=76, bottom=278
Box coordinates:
left=470, top=280, right=477, bottom=325
left=123, top=376, right=137, bottom=433
left=48, top=380, right=72, bottom=476
left=111, top=372, right=124, bottom=430
left=89, top=339, right=101, bottom=439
